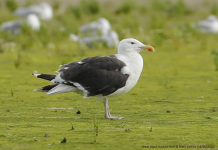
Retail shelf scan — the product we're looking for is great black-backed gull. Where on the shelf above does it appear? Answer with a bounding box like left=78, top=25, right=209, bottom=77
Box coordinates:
left=33, top=38, right=155, bottom=119
left=1, top=14, right=40, bottom=34
left=197, top=15, right=218, bottom=33
left=14, top=2, right=53, bottom=21
left=70, top=30, right=119, bottom=48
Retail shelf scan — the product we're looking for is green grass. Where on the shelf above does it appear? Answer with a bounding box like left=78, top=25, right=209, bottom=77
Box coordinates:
left=0, top=0, right=218, bottom=149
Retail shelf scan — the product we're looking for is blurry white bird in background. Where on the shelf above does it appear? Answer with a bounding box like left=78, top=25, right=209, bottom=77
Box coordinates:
left=1, top=20, right=22, bottom=34
left=70, top=17, right=119, bottom=48
left=70, top=30, right=119, bottom=48
left=14, top=2, right=53, bottom=21
left=196, top=15, right=218, bottom=33
left=80, top=18, right=111, bottom=36
left=1, top=14, right=40, bottom=34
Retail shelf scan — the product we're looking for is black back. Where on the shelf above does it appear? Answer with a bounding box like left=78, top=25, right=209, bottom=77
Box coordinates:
left=60, top=56, right=129, bottom=97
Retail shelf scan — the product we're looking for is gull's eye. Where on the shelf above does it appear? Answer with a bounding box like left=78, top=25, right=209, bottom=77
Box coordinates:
left=131, top=42, right=135, bottom=44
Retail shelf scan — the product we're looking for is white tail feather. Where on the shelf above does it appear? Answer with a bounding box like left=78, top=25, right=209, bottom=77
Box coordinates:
left=46, top=84, right=76, bottom=95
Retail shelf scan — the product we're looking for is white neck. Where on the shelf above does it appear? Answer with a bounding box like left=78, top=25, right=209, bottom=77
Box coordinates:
left=116, top=52, right=144, bottom=76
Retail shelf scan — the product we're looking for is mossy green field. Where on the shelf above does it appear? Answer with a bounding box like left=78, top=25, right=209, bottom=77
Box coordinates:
left=0, top=0, right=218, bottom=149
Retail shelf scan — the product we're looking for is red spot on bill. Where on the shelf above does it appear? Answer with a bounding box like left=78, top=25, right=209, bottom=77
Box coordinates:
left=148, top=48, right=153, bottom=52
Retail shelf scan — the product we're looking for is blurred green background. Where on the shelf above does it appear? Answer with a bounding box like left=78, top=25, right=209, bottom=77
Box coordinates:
left=0, top=0, right=218, bottom=149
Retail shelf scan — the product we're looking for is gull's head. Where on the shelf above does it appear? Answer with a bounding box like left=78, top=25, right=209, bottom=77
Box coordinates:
left=97, top=18, right=108, bottom=24
left=39, top=2, right=51, bottom=10
left=39, top=2, right=53, bottom=20
left=26, top=14, right=40, bottom=30
left=118, top=38, right=155, bottom=54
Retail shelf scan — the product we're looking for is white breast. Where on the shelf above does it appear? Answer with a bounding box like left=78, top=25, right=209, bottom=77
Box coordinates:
left=107, top=53, right=144, bottom=97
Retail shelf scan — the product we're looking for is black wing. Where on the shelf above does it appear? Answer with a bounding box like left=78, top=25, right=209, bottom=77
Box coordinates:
left=59, top=56, right=129, bottom=97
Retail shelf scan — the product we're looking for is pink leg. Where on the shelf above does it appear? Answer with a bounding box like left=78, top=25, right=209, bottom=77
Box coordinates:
left=104, top=98, right=124, bottom=119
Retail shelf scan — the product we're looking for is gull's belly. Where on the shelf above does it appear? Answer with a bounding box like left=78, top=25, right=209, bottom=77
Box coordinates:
left=107, top=73, right=140, bottom=97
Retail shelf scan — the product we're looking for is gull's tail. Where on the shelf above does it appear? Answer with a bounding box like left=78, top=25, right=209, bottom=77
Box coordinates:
left=33, top=83, right=59, bottom=92
left=32, top=73, right=56, bottom=81
left=32, top=73, right=77, bottom=95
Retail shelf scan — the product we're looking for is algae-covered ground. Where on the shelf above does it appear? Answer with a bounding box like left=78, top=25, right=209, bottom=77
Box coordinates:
left=0, top=0, right=218, bottom=149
